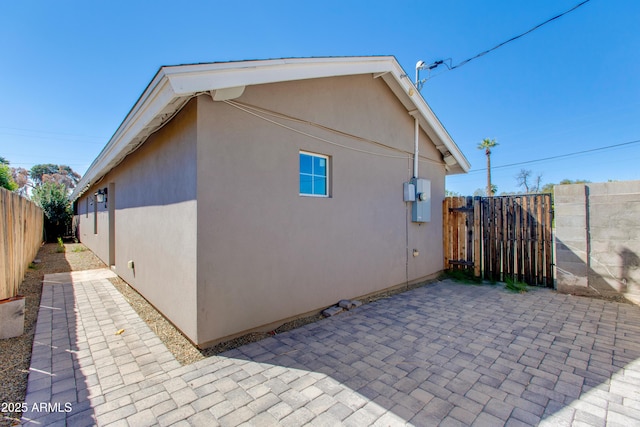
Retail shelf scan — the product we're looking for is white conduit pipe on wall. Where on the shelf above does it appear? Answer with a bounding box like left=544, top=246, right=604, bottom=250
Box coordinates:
left=413, top=115, right=419, bottom=179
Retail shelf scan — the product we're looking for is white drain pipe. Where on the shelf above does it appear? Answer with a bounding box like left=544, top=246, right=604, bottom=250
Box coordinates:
left=412, top=113, right=419, bottom=179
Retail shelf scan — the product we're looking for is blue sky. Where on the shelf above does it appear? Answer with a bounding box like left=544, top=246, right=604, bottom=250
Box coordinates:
left=1, top=0, right=638, bottom=195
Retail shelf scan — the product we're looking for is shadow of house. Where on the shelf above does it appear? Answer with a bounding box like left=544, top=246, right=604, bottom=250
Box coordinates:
left=555, top=181, right=640, bottom=304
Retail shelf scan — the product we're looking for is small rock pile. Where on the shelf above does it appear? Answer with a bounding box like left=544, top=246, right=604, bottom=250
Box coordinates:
left=321, top=299, right=363, bottom=317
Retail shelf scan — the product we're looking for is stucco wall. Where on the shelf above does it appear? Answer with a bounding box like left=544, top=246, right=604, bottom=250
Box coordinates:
left=555, top=180, right=640, bottom=303
left=75, top=100, right=199, bottom=340
left=195, top=74, right=446, bottom=346
left=76, top=194, right=111, bottom=264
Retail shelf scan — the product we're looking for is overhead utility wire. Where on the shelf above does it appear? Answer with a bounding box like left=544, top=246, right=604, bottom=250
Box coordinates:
left=224, top=99, right=444, bottom=165
left=228, top=100, right=409, bottom=156
left=419, top=0, right=592, bottom=84
left=466, top=138, right=640, bottom=174
left=451, top=0, right=591, bottom=71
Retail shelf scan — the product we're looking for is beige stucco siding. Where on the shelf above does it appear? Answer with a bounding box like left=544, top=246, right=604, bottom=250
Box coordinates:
left=75, top=101, right=199, bottom=340
left=76, top=197, right=110, bottom=261
left=195, top=74, right=445, bottom=345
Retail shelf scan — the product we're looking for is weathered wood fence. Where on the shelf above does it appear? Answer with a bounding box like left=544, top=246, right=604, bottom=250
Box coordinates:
left=0, top=188, right=44, bottom=300
left=443, top=194, right=554, bottom=287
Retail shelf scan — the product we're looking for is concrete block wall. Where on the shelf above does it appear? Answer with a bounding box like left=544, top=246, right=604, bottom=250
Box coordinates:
left=555, top=180, right=640, bottom=303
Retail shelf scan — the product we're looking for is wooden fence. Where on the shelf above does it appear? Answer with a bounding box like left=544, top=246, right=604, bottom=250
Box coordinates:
left=0, top=188, right=44, bottom=300
left=443, top=194, right=554, bottom=286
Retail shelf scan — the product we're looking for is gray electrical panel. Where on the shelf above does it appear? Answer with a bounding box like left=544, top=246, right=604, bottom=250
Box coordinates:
left=411, top=178, right=431, bottom=223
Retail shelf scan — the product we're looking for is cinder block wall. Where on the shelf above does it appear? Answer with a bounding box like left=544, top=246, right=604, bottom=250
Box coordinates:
left=555, top=180, right=640, bottom=303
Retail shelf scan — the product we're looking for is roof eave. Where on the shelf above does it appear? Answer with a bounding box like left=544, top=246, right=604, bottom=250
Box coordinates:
left=71, top=56, right=469, bottom=200
left=376, top=66, right=470, bottom=175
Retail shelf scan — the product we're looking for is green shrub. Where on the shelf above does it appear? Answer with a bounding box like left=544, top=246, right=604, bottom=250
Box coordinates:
left=443, top=268, right=483, bottom=284
left=32, top=182, right=72, bottom=242
left=505, top=276, right=528, bottom=293
left=0, top=164, right=18, bottom=191
left=56, top=237, right=66, bottom=253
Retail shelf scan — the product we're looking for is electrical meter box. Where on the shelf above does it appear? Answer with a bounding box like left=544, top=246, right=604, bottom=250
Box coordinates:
left=411, top=178, right=431, bottom=223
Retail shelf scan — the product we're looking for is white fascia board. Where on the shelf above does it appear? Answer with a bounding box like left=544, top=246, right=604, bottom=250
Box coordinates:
left=70, top=56, right=469, bottom=200
left=414, top=103, right=471, bottom=174
left=72, top=57, right=400, bottom=200
left=379, top=64, right=470, bottom=174
left=164, top=57, right=396, bottom=95
left=71, top=75, right=180, bottom=200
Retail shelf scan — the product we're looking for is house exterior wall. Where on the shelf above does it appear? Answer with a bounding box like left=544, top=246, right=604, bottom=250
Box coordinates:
left=75, top=100, right=199, bottom=340
left=555, top=180, right=640, bottom=304
left=195, top=74, right=446, bottom=346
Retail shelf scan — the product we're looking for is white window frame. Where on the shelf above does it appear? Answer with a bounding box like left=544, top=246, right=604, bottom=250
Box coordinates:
left=299, top=151, right=329, bottom=197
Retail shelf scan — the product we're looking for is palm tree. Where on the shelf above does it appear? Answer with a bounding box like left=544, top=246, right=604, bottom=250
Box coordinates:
left=478, top=138, right=498, bottom=196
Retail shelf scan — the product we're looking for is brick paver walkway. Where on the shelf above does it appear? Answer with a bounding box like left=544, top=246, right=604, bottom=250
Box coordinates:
left=21, top=270, right=640, bottom=426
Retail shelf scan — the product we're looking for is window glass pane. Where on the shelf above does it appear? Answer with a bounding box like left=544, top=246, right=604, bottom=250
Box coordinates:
left=300, top=153, right=313, bottom=174
left=300, top=174, right=312, bottom=194
left=314, top=176, right=326, bottom=195
left=314, top=156, right=326, bottom=177
left=300, top=152, right=328, bottom=196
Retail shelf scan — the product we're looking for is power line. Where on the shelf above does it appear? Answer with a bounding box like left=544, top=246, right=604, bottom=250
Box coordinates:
left=451, top=0, right=592, bottom=71
left=466, top=138, right=640, bottom=174
left=418, top=0, right=592, bottom=84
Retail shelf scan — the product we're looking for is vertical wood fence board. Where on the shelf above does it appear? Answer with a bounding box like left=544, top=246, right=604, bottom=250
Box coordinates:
left=443, top=197, right=450, bottom=270
left=465, top=197, right=473, bottom=268
left=443, top=194, right=554, bottom=287
left=535, top=196, right=543, bottom=284
left=473, top=198, right=481, bottom=277
left=452, top=198, right=459, bottom=268
left=504, top=198, right=510, bottom=279
left=495, top=199, right=502, bottom=281
left=482, top=200, right=490, bottom=279
left=500, top=198, right=507, bottom=280
left=511, top=199, right=516, bottom=277
left=459, top=197, right=466, bottom=264
left=1, top=188, right=44, bottom=300
left=0, top=191, right=8, bottom=297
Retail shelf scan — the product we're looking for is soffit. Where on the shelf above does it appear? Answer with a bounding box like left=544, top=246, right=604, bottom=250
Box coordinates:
left=71, top=57, right=469, bottom=201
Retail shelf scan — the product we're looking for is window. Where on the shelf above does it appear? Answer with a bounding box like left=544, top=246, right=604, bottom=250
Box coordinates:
left=300, top=151, right=329, bottom=197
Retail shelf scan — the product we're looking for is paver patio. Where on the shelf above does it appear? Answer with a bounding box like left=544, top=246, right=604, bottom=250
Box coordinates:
left=21, top=270, right=640, bottom=426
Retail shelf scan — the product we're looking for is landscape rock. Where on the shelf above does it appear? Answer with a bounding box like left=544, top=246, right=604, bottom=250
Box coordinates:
left=338, top=299, right=354, bottom=309
left=322, top=306, right=344, bottom=317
